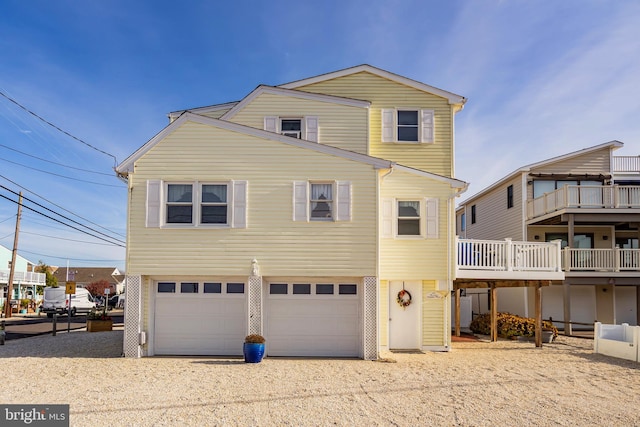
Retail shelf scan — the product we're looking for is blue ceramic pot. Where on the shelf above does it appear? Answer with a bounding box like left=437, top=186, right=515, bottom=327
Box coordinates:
left=243, top=342, right=265, bottom=363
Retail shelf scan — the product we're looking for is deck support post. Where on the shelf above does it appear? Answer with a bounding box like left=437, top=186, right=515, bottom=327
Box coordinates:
left=455, top=287, right=461, bottom=337
left=535, top=283, right=542, bottom=347
left=490, top=283, right=497, bottom=342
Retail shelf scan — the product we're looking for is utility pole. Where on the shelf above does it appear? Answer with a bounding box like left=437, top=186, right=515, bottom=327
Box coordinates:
left=4, top=192, right=22, bottom=319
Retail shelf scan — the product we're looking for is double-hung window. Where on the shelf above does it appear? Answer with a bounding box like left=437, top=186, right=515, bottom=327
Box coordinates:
left=146, top=180, right=247, bottom=228
left=310, top=183, right=333, bottom=220
left=397, top=110, right=419, bottom=142
left=382, top=108, right=434, bottom=143
left=264, top=116, right=319, bottom=142
left=293, top=181, right=351, bottom=222
left=166, top=184, right=193, bottom=224
left=381, top=197, right=439, bottom=239
left=280, top=119, right=302, bottom=139
left=397, top=201, right=420, bottom=235
left=201, top=184, right=228, bottom=224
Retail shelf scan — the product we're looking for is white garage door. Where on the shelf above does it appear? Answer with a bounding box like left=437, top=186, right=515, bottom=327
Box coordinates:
left=154, top=280, right=246, bottom=356
left=265, top=281, right=361, bottom=357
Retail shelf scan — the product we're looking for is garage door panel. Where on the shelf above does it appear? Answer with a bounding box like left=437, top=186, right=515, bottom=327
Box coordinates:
left=154, top=282, right=246, bottom=356
left=265, top=281, right=361, bottom=357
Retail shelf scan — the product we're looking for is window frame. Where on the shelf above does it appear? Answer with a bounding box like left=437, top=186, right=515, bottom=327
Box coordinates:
left=507, top=185, right=514, bottom=209
left=309, top=181, right=334, bottom=221
left=396, top=109, right=419, bottom=142
left=382, top=108, right=434, bottom=144
left=280, top=118, right=302, bottom=139
left=397, top=199, right=422, bottom=237
left=163, top=181, right=231, bottom=228
left=471, top=205, right=477, bottom=224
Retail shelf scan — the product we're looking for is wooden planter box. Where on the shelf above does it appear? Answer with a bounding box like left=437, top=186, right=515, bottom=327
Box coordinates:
left=87, top=319, right=113, bottom=332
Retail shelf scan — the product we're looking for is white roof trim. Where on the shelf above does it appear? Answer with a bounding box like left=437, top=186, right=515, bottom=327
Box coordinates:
left=116, top=112, right=392, bottom=175
left=393, top=164, right=468, bottom=189
left=279, top=64, right=467, bottom=106
left=221, top=85, right=370, bottom=120
left=168, top=101, right=240, bottom=120
left=458, top=140, right=624, bottom=206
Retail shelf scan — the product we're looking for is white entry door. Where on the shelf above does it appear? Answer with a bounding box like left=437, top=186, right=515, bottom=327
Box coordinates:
left=389, top=281, right=421, bottom=350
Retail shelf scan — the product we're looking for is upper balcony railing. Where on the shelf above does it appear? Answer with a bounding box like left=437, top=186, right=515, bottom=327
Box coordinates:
left=527, top=185, right=640, bottom=219
left=456, top=238, right=564, bottom=280
left=613, top=156, right=640, bottom=173
left=563, top=248, right=640, bottom=273
left=0, top=270, right=46, bottom=285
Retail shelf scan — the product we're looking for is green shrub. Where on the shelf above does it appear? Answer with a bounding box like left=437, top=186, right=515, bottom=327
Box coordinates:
left=469, top=312, right=558, bottom=339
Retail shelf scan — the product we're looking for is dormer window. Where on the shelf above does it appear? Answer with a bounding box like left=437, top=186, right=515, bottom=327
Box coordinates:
left=281, top=119, right=302, bottom=139
left=264, top=116, right=318, bottom=142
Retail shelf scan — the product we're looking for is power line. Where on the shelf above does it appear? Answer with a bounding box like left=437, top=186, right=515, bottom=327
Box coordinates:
left=0, top=186, right=126, bottom=245
left=0, top=192, right=125, bottom=247
left=17, top=248, right=124, bottom=264
left=0, top=157, right=123, bottom=188
left=20, top=230, right=118, bottom=246
left=0, top=89, right=118, bottom=167
left=0, top=174, right=126, bottom=238
left=0, top=143, right=113, bottom=176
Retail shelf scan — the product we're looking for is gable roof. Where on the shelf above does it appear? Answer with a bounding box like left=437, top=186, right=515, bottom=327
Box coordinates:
left=458, top=140, right=624, bottom=207
left=221, top=85, right=370, bottom=120
left=279, top=64, right=467, bottom=108
left=116, top=112, right=393, bottom=176
left=168, top=101, right=239, bottom=121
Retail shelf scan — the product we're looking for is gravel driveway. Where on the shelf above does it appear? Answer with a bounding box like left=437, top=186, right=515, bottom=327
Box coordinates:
left=2, top=329, right=640, bottom=426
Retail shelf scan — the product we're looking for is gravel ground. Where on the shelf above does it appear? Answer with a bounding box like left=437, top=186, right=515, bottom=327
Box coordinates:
left=2, top=330, right=640, bottom=426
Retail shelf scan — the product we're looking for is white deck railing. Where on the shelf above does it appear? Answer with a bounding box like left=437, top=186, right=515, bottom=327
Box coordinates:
left=527, top=185, right=640, bottom=219
left=613, top=156, right=640, bottom=173
left=563, top=248, right=640, bottom=272
left=0, top=269, right=46, bottom=285
left=456, top=238, right=563, bottom=279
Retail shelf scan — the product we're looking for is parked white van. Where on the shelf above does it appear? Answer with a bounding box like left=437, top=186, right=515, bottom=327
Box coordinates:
left=42, top=286, right=96, bottom=317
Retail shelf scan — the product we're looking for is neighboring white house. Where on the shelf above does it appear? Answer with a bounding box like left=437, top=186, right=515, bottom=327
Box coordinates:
left=457, top=141, right=640, bottom=332
left=0, top=244, right=46, bottom=306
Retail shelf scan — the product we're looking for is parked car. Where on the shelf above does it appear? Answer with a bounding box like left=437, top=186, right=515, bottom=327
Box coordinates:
left=41, top=286, right=96, bottom=318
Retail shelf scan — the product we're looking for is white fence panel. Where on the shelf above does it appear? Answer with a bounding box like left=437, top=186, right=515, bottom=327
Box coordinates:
left=593, top=322, right=639, bottom=362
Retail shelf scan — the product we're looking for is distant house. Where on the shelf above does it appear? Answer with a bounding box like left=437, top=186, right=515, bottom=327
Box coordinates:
left=51, top=267, right=125, bottom=295
left=0, top=244, right=45, bottom=304
left=456, top=141, right=640, bottom=331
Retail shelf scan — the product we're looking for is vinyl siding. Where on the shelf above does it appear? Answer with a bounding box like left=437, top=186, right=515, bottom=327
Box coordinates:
left=227, top=92, right=368, bottom=153
left=461, top=175, right=524, bottom=241
left=379, top=279, right=389, bottom=347
left=293, top=72, right=455, bottom=176
left=379, top=169, right=455, bottom=280
left=531, top=147, right=612, bottom=175
left=422, top=281, right=447, bottom=346
left=126, top=120, right=378, bottom=277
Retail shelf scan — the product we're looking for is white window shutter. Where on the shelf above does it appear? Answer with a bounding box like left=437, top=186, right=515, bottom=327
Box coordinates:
left=146, top=180, right=162, bottom=228
left=305, top=116, right=319, bottom=143
left=264, top=116, right=278, bottom=133
left=336, top=181, right=351, bottom=221
left=293, top=181, right=308, bottom=221
left=232, top=181, right=247, bottom=228
left=425, top=197, right=439, bottom=238
left=381, top=109, right=395, bottom=142
left=381, top=197, right=394, bottom=238
left=421, top=109, right=434, bottom=143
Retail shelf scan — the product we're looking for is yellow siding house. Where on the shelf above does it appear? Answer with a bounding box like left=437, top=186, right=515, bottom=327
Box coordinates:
left=117, top=65, right=468, bottom=359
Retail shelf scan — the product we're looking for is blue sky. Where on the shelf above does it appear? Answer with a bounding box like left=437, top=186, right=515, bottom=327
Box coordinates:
left=1, top=0, right=639, bottom=271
